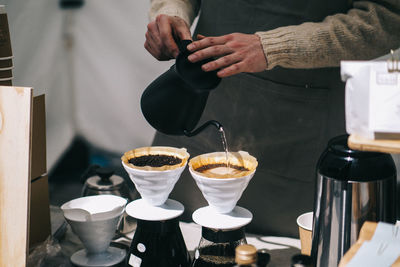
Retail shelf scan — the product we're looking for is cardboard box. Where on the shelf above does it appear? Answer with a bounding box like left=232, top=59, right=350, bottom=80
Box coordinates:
left=29, top=175, right=51, bottom=248
left=31, top=94, right=46, bottom=179
left=29, top=95, right=50, bottom=248
left=342, top=61, right=400, bottom=140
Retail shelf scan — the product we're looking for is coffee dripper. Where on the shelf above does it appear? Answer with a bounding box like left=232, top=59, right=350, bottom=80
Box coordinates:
left=188, top=151, right=258, bottom=267
left=80, top=165, right=138, bottom=235
left=191, top=208, right=252, bottom=267
left=61, top=195, right=128, bottom=267
left=121, top=146, right=192, bottom=267
left=140, top=40, right=222, bottom=136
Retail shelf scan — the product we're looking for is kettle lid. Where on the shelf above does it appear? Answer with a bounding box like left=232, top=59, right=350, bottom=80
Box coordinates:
left=318, top=135, right=396, bottom=182
left=85, top=167, right=125, bottom=191
left=327, top=135, right=382, bottom=158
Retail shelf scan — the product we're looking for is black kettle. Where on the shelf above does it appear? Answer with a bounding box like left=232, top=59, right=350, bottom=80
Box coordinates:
left=141, top=40, right=222, bottom=136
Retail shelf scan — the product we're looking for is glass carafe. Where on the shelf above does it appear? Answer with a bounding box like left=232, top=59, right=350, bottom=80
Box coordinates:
left=127, top=218, right=191, bottom=267
left=192, top=226, right=247, bottom=267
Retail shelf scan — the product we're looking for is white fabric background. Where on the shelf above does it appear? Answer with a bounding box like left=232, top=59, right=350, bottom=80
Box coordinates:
left=2, top=0, right=400, bottom=175
left=72, top=1, right=172, bottom=154
left=1, top=0, right=172, bottom=169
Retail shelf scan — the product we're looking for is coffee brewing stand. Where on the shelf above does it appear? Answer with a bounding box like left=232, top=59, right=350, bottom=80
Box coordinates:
left=121, top=148, right=257, bottom=267
left=121, top=147, right=192, bottom=267
left=125, top=198, right=191, bottom=267
left=191, top=205, right=253, bottom=266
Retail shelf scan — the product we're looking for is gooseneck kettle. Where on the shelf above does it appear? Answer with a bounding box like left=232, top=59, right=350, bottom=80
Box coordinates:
left=141, top=40, right=222, bottom=136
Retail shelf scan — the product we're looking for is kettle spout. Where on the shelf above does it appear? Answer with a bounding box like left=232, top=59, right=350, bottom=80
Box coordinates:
left=183, top=120, right=223, bottom=137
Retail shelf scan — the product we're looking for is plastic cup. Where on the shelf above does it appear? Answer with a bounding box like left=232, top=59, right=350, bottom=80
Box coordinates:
left=0, top=68, right=12, bottom=79
left=0, top=57, right=13, bottom=68
left=296, top=212, right=313, bottom=256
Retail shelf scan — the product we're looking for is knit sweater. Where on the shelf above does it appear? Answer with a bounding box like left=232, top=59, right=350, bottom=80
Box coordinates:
left=149, top=0, right=400, bottom=70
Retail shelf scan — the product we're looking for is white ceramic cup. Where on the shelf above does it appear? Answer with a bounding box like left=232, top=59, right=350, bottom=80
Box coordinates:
left=0, top=56, right=13, bottom=60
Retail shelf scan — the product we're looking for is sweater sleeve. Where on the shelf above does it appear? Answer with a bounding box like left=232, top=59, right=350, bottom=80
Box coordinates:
left=255, top=0, right=400, bottom=70
left=149, top=0, right=200, bottom=26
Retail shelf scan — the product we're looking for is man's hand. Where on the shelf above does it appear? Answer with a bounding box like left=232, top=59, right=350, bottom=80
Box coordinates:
left=145, top=14, right=192, bottom=61
left=187, top=33, right=267, bottom=77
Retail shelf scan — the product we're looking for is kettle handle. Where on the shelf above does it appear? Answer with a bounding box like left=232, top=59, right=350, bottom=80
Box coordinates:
left=183, top=120, right=223, bottom=137
left=177, top=39, right=192, bottom=55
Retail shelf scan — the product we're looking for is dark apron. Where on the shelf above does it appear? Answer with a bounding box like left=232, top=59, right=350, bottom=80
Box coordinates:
left=153, top=0, right=350, bottom=237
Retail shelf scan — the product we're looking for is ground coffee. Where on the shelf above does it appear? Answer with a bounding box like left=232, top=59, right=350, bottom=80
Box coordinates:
left=195, top=164, right=249, bottom=173
left=129, top=154, right=182, bottom=167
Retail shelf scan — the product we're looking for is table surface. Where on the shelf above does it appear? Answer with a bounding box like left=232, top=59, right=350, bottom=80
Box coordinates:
left=28, top=206, right=301, bottom=267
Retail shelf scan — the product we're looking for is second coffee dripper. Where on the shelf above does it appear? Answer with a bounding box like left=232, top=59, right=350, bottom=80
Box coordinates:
left=141, top=40, right=222, bottom=136
left=189, top=151, right=258, bottom=267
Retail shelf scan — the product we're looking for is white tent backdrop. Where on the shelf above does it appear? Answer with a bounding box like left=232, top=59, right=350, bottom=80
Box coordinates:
left=2, top=0, right=172, bottom=169
left=2, top=0, right=400, bottom=175
left=73, top=0, right=172, bottom=154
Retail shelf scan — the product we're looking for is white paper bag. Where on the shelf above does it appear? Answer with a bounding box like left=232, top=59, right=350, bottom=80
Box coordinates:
left=341, top=59, right=400, bottom=139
